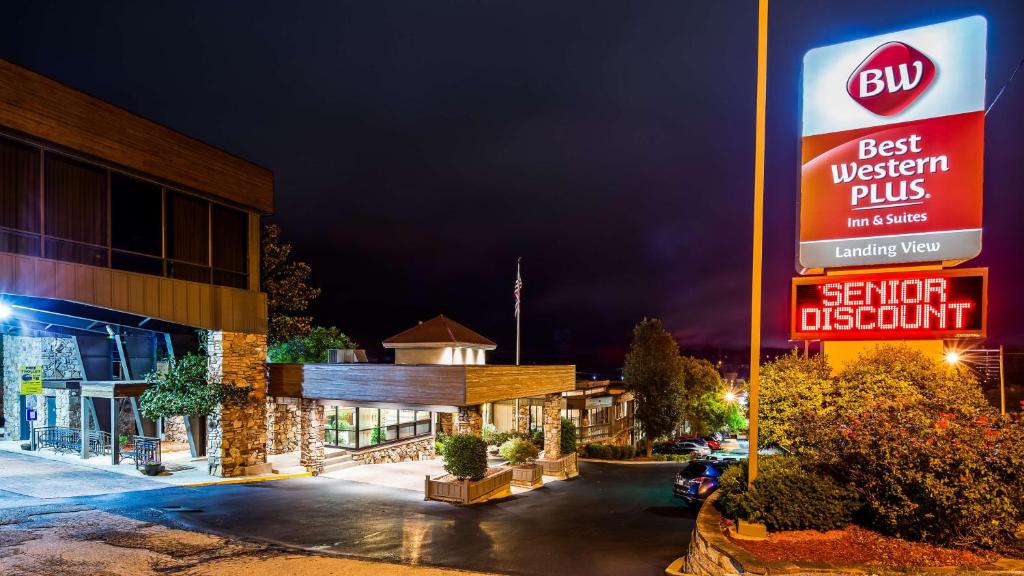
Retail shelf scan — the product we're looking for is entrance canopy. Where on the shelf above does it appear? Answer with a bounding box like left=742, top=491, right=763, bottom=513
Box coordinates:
left=268, top=363, right=576, bottom=408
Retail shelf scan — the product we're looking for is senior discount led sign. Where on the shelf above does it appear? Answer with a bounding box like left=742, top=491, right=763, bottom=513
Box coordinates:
left=799, top=17, right=987, bottom=270
left=791, top=268, right=986, bottom=341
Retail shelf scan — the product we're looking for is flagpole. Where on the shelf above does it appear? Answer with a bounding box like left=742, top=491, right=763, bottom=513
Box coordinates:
left=516, top=257, right=521, bottom=366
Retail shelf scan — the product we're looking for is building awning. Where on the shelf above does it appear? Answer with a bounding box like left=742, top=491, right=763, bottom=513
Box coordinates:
left=268, top=363, right=574, bottom=407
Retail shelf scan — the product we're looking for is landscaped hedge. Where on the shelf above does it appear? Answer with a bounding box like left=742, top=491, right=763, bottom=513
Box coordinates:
left=716, top=455, right=860, bottom=532
left=440, top=433, right=488, bottom=480
left=581, top=443, right=636, bottom=460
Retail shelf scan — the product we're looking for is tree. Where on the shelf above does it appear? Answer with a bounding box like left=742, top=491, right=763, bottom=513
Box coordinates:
left=268, top=325, right=357, bottom=363
left=261, top=223, right=321, bottom=345
left=758, top=350, right=833, bottom=449
left=138, top=353, right=251, bottom=420
left=678, top=356, right=727, bottom=435
left=623, top=318, right=685, bottom=457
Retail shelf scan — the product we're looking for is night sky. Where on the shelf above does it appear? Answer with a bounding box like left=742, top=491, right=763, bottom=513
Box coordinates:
left=1, top=1, right=1021, bottom=372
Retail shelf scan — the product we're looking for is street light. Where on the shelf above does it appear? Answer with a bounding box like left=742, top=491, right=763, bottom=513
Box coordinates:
left=724, top=391, right=737, bottom=404
left=944, top=351, right=962, bottom=365
left=0, top=302, right=11, bottom=320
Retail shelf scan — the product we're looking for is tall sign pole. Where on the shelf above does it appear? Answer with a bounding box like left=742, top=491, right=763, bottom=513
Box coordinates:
left=747, top=0, right=768, bottom=488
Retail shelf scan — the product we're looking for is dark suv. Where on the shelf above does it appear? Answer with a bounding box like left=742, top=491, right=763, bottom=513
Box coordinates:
left=673, top=459, right=736, bottom=506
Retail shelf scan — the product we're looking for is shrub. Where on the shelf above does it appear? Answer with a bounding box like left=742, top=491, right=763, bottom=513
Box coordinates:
left=815, top=404, right=1024, bottom=550
left=499, top=437, right=539, bottom=465
left=650, top=453, right=691, bottom=462
left=531, top=428, right=544, bottom=448
left=790, top=345, right=1024, bottom=550
left=481, top=423, right=498, bottom=446
left=560, top=418, right=577, bottom=455
left=440, top=433, right=488, bottom=480
left=611, top=445, right=625, bottom=459
left=716, top=456, right=860, bottom=532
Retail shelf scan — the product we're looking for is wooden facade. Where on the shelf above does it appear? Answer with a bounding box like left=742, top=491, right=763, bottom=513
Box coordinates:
left=267, top=363, right=576, bottom=407
left=0, top=58, right=273, bottom=213
left=0, top=252, right=267, bottom=334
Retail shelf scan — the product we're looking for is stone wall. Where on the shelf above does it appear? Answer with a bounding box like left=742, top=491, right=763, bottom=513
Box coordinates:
left=437, top=412, right=454, bottom=436
left=163, top=415, right=188, bottom=443
left=350, top=435, right=436, bottom=465
left=515, top=400, right=530, bottom=433
left=299, top=399, right=325, bottom=475
left=542, top=393, right=561, bottom=459
left=454, top=406, right=482, bottom=436
left=54, top=389, right=80, bottom=428
left=205, top=331, right=268, bottom=477
left=2, top=335, right=83, bottom=440
left=266, top=397, right=300, bottom=455
left=680, top=492, right=763, bottom=576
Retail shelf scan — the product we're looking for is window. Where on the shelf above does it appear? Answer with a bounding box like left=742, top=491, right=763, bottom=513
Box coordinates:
left=111, top=172, right=163, bottom=275
left=0, top=132, right=258, bottom=289
left=0, top=137, right=40, bottom=256
left=44, top=154, right=108, bottom=266
left=325, top=407, right=433, bottom=449
left=166, top=191, right=210, bottom=282
left=211, top=204, right=248, bottom=288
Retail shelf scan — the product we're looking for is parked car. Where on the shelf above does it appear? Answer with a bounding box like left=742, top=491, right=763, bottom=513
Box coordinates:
left=673, top=459, right=737, bottom=505
left=702, top=436, right=721, bottom=451
left=717, top=438, right=742, bottom=452
left=654, top=441, right=711, bottom=457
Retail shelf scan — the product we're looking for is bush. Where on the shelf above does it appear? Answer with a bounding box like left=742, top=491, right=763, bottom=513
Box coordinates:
left=531, top=428, right=544, bottom=449
left=650, top=453, right=691, bottom=462
left=268, top=325, right=357, bottom=363
left=499, top=437, right=539, bottom=465
left=440, top=434, right=488, bottom=480
left=560, top=418, right=577, bottom=455
left=815, top=404, right=1024, bottom=549
left=789, top=345, right=1024, bottom=550
left=481, top=423, right=498, bottom=446
left=716, top=455, right=860, bottom=532
left=583, top=443, right=639, bottom=460
left=491, top=430, right=530, bottom=447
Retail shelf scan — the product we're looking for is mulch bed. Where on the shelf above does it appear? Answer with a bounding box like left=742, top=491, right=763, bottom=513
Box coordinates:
left=726, top=523, right=999, bottom=569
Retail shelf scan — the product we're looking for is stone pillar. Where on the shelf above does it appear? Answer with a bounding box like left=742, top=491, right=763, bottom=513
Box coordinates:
left=205, top=331, right=268, bottom=477
left=542, top=393, right=562, bottom=459
left=515, top=399, right=530, bottom=433
left=299, top=399, right=325, bottom=475
left=55, top=389, right=80, bottom=429
left=454, top=406, right=483, bottom=436
left=437, top=412, right=454, bottom=436
left=162, top=415, right=188, bottom=443
left=267, top=397, right=300, bottom=455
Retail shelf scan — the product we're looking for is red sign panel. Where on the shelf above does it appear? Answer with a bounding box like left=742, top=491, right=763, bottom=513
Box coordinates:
left=799, top=17, right=987, bottom=270
left=791, top=268, right=986, bottom=340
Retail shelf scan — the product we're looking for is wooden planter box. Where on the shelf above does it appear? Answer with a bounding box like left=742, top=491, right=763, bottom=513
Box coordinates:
left=538, top=452, right=579, bottom=479
left=510, top=462, right=543, bottom=488
left=425, top=467, right=513, bottom=505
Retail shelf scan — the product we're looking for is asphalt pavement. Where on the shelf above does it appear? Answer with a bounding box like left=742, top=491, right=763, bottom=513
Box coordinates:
left=0, top=451, right=696, bottom=576
left=96, top=461, right=693, bottom=575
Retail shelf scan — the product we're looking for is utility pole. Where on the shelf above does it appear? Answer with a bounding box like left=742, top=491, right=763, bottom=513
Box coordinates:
left=999, top=345, right=1006, bottom=415
left=747, top=0, right=769, bottom=488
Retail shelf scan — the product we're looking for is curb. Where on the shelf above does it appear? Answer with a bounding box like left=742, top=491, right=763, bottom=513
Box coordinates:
left=183, top=471, right=312, bottom=488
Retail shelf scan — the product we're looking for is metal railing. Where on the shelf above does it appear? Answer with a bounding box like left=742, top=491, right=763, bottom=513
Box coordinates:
left=33, top=426, right=111, bottom=457
left=119, top=436, right=162, bottom=469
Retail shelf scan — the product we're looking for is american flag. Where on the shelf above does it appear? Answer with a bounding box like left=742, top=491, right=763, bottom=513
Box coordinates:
left=514, top=260, right=522, bottom=319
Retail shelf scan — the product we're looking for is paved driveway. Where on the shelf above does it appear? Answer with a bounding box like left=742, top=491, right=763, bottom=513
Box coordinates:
left=0, top=450, right=163, bottom=499
left=88, top=461, right=696, bottom=576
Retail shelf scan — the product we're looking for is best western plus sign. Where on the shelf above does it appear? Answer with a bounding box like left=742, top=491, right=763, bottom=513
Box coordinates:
left=798, top=16, right=987, bottom=270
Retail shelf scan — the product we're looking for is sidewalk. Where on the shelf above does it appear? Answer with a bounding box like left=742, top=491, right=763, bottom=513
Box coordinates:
left=0, top=441, right=308, bottom=494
